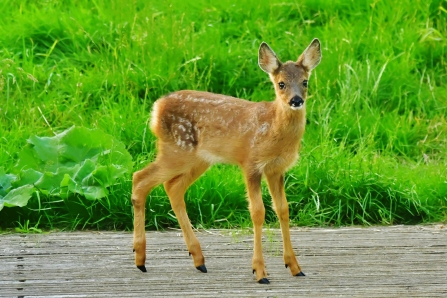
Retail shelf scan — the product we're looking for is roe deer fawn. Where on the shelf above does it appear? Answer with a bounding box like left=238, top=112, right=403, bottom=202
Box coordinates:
left=132, top=38, right=322, bottom=284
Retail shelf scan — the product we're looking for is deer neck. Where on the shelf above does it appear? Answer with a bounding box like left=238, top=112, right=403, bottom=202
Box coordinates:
left=271, top=99, right=306, bottom=138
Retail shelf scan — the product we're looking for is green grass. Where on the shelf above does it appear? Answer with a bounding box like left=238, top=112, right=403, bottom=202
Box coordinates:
left=1, top=0, right=446, bottom=231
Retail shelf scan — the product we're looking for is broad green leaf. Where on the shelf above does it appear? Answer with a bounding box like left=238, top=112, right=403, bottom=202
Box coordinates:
left=82, top=186, right=108, bottom=200
left=0, top=167, right=17, bottom=197
left=60, top=173, right=72, bottom=188
left=14, top=169, right=43, bottom=187
left=65, top=174, right=83, bottom=195
left=13, top=126, right=133, bottom=202
left=59, top=127, right=105, bottom=163
left=0, top=185, right=34, bottom=211
left=34, top=165, right=79, bottom=196
left=16, top=146, right=44, bottom=172
left=73, top=159, right=97, bottom=183
left=28, top=133, right=63, bottom=163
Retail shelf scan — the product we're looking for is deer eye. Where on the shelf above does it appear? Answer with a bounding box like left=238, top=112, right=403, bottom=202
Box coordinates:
left=303, top=80, right=308, bottom=88
left=278, top=82, right=285, bottom=90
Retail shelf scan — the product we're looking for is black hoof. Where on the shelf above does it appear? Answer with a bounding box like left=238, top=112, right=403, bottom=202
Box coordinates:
left=285, top=264, right=288, bottom=268
left=258, top=278, right=270, bottom=284
left=196, top=265, right=207, bottom=273
left=295, top=271, right=305, bottom=276
left=137, top=265, right=147, bottom=272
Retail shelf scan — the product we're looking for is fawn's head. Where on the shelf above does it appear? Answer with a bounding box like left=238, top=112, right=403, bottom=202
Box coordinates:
left=258, top=39, right=321, bottom=111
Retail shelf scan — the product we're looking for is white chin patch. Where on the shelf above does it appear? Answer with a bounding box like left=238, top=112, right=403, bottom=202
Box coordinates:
left=290, top=103, right=304, bottom=110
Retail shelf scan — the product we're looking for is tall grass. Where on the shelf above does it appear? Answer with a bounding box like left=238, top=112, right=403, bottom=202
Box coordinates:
left=0, top=0, right=446, bottom=230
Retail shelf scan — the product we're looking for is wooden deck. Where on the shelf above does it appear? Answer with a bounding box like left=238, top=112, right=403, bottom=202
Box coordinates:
left=1, top=225, right=446, bottom=297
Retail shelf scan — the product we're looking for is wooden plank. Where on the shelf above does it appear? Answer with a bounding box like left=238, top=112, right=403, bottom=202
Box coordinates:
left=0, top=225, right=446, bottom=297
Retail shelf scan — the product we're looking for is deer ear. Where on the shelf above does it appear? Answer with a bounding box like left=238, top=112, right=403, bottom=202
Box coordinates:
left=297, top=38, right=322, bottom=72
left=258, top=42, right=281, bottom=74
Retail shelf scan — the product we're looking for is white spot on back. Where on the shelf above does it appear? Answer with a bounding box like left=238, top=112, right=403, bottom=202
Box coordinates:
left=258, top=122, right=270, bottom=135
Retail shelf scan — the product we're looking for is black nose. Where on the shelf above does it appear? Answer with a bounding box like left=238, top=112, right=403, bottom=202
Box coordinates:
left=289, top=96, right=304, bottom=108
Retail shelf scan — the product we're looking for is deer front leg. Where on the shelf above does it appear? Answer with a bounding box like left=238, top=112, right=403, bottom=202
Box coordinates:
left=265, top=172, right=305, bottom=277
left=244, top=170, right=269, bottom=284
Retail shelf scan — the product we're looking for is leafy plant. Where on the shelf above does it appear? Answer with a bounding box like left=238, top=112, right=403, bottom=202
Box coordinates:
left=0, top=126, right=133, bottom=211
left=0, top=168, right=34, bottom=211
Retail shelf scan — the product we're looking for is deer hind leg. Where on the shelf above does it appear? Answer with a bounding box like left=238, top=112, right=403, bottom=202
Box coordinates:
left=132, top=162, right=164, bottom=272
left=243, top=169, right=269, bottom=284
left=265, top=172, right=305, bottom=277
left=132, top=148, right=195, bottom=272
left=163, top=161, right=209, bottom=273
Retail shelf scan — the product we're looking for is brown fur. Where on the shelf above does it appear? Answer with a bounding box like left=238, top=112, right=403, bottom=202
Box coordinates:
left=132, top=39, right=322, bottom=283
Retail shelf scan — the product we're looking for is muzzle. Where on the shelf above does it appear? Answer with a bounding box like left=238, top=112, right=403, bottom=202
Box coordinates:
left=289, top=96, right=304, bottom=109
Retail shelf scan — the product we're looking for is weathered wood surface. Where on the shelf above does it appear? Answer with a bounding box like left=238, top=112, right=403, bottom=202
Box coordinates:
left=1, top=225, right=446, bottom=297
